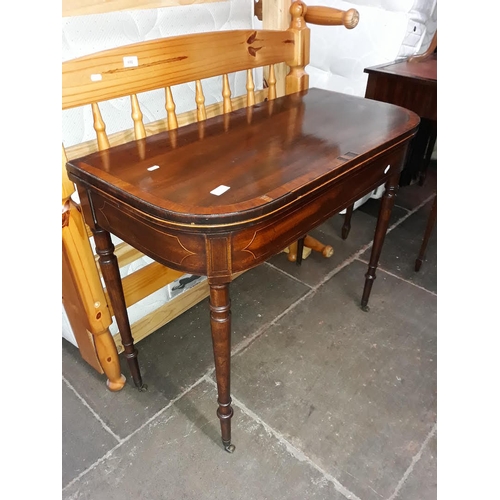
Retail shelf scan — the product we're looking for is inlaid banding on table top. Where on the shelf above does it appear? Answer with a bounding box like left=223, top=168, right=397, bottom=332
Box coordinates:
left=67, top=89, right=419, bottom=226
left=77, top=132, right=412, bottom=235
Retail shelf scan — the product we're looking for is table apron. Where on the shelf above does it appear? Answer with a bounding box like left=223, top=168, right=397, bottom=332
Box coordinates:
left=77, top=143, right=408, bottom=280
left=366, top=73, right=436, bottom=121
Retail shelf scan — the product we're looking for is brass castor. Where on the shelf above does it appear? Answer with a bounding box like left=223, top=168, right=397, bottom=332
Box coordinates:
left=137, top=383, right=148, bottom=392
left=223, top=441, right=236, bottom=453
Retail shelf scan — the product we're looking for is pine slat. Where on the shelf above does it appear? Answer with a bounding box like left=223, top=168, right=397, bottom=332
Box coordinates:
left=66, top=90, right=268, bottom=161
left=130, top=94, right=146, bottom=139
left=165, top=86, right=178, bottom=130
left=105, top=261, right=185, bottom=313
left=222, top=74, right=232, bottom=114
left=246, top=69, right=255, bottom=106
left=91, top=102, right=110, bottom=150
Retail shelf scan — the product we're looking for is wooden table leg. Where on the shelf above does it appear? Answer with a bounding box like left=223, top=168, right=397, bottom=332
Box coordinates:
left=415, top=195, right=437, bottom=271
left=209, top=282, right=235, bottom=453
left=418, top=123, right=437, bottom=187
left=93, top=227, right=146, bottom=391
left=342, top=204, right=354, bottom=240
left=361, top=171, right=399, bottom=311
left=296, top=236, right=305, bottom=266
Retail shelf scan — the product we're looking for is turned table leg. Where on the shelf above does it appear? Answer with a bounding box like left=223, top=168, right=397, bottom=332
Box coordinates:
left=361, top=172, right=399, bottom=311
left=209, top=282, right=235, bottom=453
left=418, top=123, right=437, bottom=187
left=93, top=227, right=146, bottom=391
left=342, top=204, right=354, bottom=240
left=296, top=236, right=305, bottom=265
left=415, top=195, right=437, bottom=271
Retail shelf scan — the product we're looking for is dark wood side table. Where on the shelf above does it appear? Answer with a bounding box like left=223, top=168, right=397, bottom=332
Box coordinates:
left=341, top=54, right=437, bottom=240
left=67, top=88, right=419, bottom=451
left=366, top=54, right=436, bottom=185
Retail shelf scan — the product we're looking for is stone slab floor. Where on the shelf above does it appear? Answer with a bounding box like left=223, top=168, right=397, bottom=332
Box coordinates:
left=62, top=169, right=437, bottom=500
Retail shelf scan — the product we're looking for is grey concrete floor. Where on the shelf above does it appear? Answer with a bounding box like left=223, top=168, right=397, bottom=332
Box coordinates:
left=62, top=168, right=437, bottom=500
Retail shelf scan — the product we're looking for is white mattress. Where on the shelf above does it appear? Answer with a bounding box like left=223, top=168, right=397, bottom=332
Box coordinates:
left=62, top=0, right=437, bottom=347
left=62, top=0, right=256, bottom=148
left=303, top=0, right=437, bottom=97
left=62, top=0, right=254, bottom=346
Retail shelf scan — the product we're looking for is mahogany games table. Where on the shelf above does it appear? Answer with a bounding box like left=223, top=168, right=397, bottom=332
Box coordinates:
left=66, top=87, right=419, bottom=452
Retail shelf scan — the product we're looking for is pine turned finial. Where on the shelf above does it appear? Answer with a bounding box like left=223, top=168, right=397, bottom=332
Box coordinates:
left=290, top=1, right=307, bottom=29
left=344, top=9, right=359, bottom=29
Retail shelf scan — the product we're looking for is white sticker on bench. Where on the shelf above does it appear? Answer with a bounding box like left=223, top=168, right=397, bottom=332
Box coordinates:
left=147, top=165, right=160, bottom=171
left=384, top=165, right=391, bottom=174
left=210, top=185, right=230, bottom=196
left=123, top=56, right=138, bottom=68
left=90, top=73, right=102, bottom=81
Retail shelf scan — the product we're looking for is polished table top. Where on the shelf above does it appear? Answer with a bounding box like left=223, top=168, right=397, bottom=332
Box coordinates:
left=365, top=54, right=437, bottom=84
left=67, top=88, right=419, bottom=229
